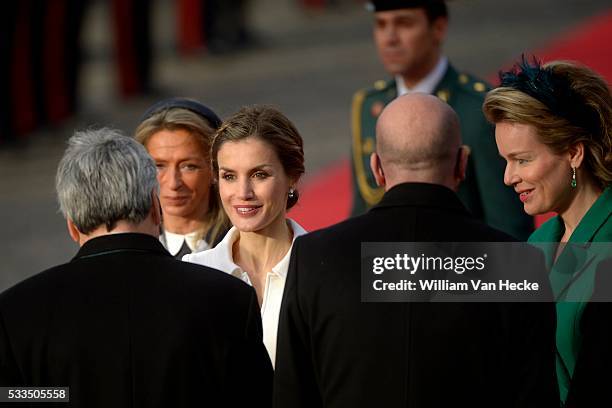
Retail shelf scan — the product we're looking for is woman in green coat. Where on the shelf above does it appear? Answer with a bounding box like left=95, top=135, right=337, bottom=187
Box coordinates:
left=483, top=57, right=612, bottom=407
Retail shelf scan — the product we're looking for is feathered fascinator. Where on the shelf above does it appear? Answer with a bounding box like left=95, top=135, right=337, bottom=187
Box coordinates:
left=499, top=55, right=600, bottom=136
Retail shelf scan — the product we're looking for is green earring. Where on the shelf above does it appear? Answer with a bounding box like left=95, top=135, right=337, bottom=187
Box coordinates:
left=571, top=167, right=577, bottom=188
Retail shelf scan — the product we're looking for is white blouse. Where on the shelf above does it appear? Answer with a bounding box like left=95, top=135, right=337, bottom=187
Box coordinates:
left=182, top=218, right=307, bottom=366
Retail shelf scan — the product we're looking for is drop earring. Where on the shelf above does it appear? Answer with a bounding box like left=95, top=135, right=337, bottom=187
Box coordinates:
left=288, top=188, right=295, bottom=199
left=571, top=167, right=577, bottom=188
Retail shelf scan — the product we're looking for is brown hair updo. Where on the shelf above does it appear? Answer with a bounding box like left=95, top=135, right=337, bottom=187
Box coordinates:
left=212, top=105, right=305, bottom=209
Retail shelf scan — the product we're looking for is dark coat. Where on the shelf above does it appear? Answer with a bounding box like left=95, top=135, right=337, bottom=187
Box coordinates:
left=567, top=257, right=612, bottom=408
left=0, top=233, right=272, bottom=407
left=274, top=183, right=558, bottom=408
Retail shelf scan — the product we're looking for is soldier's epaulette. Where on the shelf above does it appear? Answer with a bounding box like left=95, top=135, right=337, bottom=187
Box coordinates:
left=455, top=72, right=491, bottom=96
left=354, top=79, right=395, bottom=100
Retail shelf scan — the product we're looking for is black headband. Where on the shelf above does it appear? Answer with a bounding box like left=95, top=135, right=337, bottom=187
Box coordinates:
left=140, top=97, right=222, bottom=129
left=499, top=55, right=601, bottom=137
left=366, top=0, right=447, bottom=12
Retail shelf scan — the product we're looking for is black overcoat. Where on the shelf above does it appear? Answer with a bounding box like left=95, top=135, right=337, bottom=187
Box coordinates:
left=274, top=183, right=558, bottom=408
left=0, top=233, right=272, bottom=407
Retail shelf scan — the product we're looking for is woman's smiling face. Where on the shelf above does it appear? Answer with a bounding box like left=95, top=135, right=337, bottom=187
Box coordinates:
left=217, top=137, right=293, bottom=234
left=495, top=121, right=573, bottom=216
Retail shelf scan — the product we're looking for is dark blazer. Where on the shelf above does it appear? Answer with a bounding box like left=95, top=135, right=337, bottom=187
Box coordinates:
left=274, top=183, right=558, bottom=408
left=0, top=233, right=272, bottom=407
left=565, top=257, right=612, bottom=408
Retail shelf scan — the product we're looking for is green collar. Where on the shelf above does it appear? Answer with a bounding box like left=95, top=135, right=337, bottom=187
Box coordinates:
left=529, top=186, right=612, bottom=243
left=528, top=187, right=611, bottom=273
left=569, top=186, right=612, bottom=243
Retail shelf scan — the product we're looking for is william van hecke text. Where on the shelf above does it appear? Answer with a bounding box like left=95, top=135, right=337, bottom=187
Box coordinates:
left=372, top=279, right=539, bottom=291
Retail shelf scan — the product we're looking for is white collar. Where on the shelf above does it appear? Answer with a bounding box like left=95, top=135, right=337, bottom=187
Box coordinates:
left=162, top=230, right=208, bottom=256
left=396, top=56, right=448, bottom=96
left=213, top=218, right=307, bottom=279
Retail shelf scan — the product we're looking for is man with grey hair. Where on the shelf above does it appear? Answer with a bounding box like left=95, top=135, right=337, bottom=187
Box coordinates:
left=274, top=94, right=557, bottom=407
left=0, top=128, right=272, bottom=407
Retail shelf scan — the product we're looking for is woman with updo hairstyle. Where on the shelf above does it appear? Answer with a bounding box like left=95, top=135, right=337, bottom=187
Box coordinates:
left=135, top=98, right=230, bottom=259
left=183, top=105, right=307, bottom=366
left=483, top=57, right=612, bottom=407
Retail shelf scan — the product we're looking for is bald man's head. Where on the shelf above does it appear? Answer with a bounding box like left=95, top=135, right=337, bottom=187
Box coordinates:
left=372, top=93, right=466, bottom=190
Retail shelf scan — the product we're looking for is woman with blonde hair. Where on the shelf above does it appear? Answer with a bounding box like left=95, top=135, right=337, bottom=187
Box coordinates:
left=184, top=105, right=307, bottom=366
left=135, top=98, right=230, bottom=258
left=483, top=57, right=612, bottom=407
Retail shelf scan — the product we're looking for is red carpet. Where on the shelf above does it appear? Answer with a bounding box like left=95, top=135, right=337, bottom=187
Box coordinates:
left=288, top=159, right=352, bottom=231
left=290, top=9, right=612, bottom=232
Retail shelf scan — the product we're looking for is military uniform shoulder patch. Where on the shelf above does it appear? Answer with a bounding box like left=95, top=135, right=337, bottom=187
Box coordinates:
left=352, top=79, right=394, bottom=102
left=473, top=82, right=487, bottom=93
left=374, top=79, right=387, bottom=90
left=352, top=80, right=396, bottom=116
left=370, top=101, right=384, bottom=118
left=455, top=72, right=491, bottom=96
left=436, top=89, right=450, bottom=102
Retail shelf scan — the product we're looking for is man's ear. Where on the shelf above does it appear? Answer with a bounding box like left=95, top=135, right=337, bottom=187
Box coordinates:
left=370, top=152, right=386, bottom=187
left=431, top=16, right=448, bottom=45
left=66, top=218, right=81, bottom=244
left=151, top=191, right=162, bottom=227
left=455, top=145, right=470, bottom=184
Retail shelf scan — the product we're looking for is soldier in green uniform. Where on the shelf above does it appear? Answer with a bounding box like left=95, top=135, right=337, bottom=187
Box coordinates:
left=351, top=0, right=533, bottom=239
